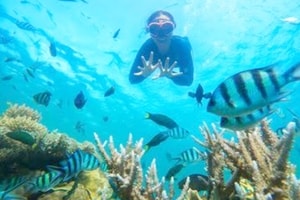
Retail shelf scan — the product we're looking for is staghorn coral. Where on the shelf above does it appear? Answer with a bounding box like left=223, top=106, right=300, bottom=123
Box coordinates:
left=94, top=132, right=194, bottom=200
left=192, top=120, right=300, bottom=200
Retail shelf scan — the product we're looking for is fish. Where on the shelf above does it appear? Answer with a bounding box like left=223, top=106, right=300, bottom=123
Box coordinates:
left=27, top=170, right=63, bottom=193
left=167, top=126, right=190, bottom=139
left=178, top=174, right=210, bottom=192
left=4, top=57, right=21, bottom=63
left=1, top=74, right=14, bottom=81
left=15, top=20, right=36, bottom=31
left=165, top=163, right=185, bottom=181
left=49, top=41, right=57, bottom=57
left=74, top=91, right=87, bottom=109
left=207, top=62, right=300, bottom=117
left=6, top=130, right=36, bottom=146
left=188, top=84, right=211, bottom=105
left=113, top=28, right=120, bottom=39
left=47, top=149, right=100, bottom=182
left=104, top=86, right=115, bottom=97
left=0, top=176, right=28, bottom=200
left=145, top=112, right=178, bottom=129
left=102, top=116, right=109, bottom=122
left=33, top=91, right=52, bottom=106
left=25, top=68, right=35, bottom=78
left=75, top=121, right=85, bottom=134
left=168, top=147, right=204, bottom=164
left=143, top=132, right=169, bottom=152
left=220, top=105, right=275, bottom=131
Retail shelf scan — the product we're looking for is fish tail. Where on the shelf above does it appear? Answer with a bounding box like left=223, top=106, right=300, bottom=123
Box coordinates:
left=188, top=92, right=195, bottom=98
left=284, top=62, right=300, bottom=83
left=203, top=92, right=212, bottom=99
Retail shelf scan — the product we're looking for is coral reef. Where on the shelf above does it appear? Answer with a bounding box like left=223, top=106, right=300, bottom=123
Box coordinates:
left=94, top=133, right=196, bottom=200
left=192, top=120, right=300, bottom=200
left=0, top=103, right=94, bottom=177
left=1, top=103, right=299, bottom=200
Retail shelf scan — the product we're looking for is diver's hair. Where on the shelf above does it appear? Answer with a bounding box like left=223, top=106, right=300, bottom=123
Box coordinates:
left=146, top=10, right=176, bottom=27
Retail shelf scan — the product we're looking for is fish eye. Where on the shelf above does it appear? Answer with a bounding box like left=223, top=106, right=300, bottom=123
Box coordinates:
left=208, top=99, right=216, bottom=107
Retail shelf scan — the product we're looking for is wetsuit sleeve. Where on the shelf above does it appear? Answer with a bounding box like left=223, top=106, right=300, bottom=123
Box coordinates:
left=129, top=40, right=152, bottom=84
left=170, top=37, right=194, bottom=86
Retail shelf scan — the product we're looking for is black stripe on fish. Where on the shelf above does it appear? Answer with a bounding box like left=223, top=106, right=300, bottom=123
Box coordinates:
left=220, top=83, right=235, bottom=108
left=251, top=70, right=267, bottom=99
left=246, top=113, right=255, bottom=121
left=234, top=73, right=252, bottom=106
left=267, top=68, right=281, bottom=92
left=235, top=116, right=243, bottom=125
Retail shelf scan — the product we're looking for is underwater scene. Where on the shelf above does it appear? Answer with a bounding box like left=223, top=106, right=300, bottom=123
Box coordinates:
left=1, top=0, right=300, bottom=199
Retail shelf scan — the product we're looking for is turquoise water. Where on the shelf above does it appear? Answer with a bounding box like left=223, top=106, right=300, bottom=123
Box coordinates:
left=1, top=0, right=300, bottom=195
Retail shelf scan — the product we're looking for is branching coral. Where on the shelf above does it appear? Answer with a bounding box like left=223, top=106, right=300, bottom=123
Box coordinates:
left=94, top=132, right=193, bottom=200
left=192, top=120, right=300, bottom=200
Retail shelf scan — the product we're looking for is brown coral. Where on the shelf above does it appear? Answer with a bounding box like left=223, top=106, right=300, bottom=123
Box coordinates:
left=192, top=120, right=300, bottom=200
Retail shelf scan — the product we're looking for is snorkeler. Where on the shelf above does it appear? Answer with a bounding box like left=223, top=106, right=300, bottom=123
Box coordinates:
left=129, top=10, right=194, bottom=86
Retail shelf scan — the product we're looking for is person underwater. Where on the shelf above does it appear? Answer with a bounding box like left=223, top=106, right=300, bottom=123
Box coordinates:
left=129, top=10, right=194, bottom=86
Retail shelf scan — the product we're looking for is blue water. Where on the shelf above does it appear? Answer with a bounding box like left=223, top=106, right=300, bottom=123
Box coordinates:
left=1, top=0, right=300, bottom=195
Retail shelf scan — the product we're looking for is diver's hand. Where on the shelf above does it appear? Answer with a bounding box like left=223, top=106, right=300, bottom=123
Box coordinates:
left=152, top=57, right=182, bottom=80
left=134, top=51, right=159, bottom=77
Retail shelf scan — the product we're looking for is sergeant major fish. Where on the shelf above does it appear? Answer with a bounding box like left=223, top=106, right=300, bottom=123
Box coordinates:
left=168, top=147, right=204, bottom=164
left=166, top=126, right=190, bottom=139
left=47, top=149, right=100, bottom=182
left=33, top=91, right=52, bottom=106
left=207, top=62, right=300, bottom=117
left=220, top=105, right=275, bottom=131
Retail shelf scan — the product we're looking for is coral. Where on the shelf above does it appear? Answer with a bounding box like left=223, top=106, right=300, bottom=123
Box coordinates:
left=0, top=104, right=95, bottom=178
left=192, top=120, right=300, bottom=200
left=35, top=169, right=113, bottom=200
left=94, top=133, right=192, bottom=200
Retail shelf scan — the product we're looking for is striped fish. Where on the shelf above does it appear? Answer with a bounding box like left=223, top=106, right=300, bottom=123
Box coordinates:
left=220, top=106, right=275, bottom=131
left=15, top=20, right=36, bottom=31
left=0, top=176, right=27, bottom=200
left=207, top=62, right=300, bottom=117
left=48, top=149, right=100, bottom=182
left=167, top=126, right=190, bottom=139
left=33, top=91, right=52, bottom=106
left=28, top=170, right=63, bottom=193
left=169, top=147, right=204, bottom=164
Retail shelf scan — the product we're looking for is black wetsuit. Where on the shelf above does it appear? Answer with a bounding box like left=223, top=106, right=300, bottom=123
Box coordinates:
left=129, top=35, right=194, bottom=86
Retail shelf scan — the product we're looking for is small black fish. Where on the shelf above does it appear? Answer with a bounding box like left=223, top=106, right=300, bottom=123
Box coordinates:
left=103, top=116, right=109, bottom=122
left=33, top=91, right=52, bottom=106
left=74, top=91, right=87, bottom=109
left=165, top=163, right=185, bottom=181
left=26, top=68, right=35, bottom=78
left=178, top=174, right=210, bottom=191
left=75, top=121, right=85, bottom=134
left=113, top=28, right=120, bottom=39
left=145, top=112, right=178, bottom=129
left=23, top=73, right=29, bottom=82
left=104, top=86, right=115, bottom=97
left=143, top=132, right=169, bottom=152
left=188, top=84, right=211, bottom=105
left=1, top=74, right=14, bottom=81
left=49, top=41, right=57, bottom=57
